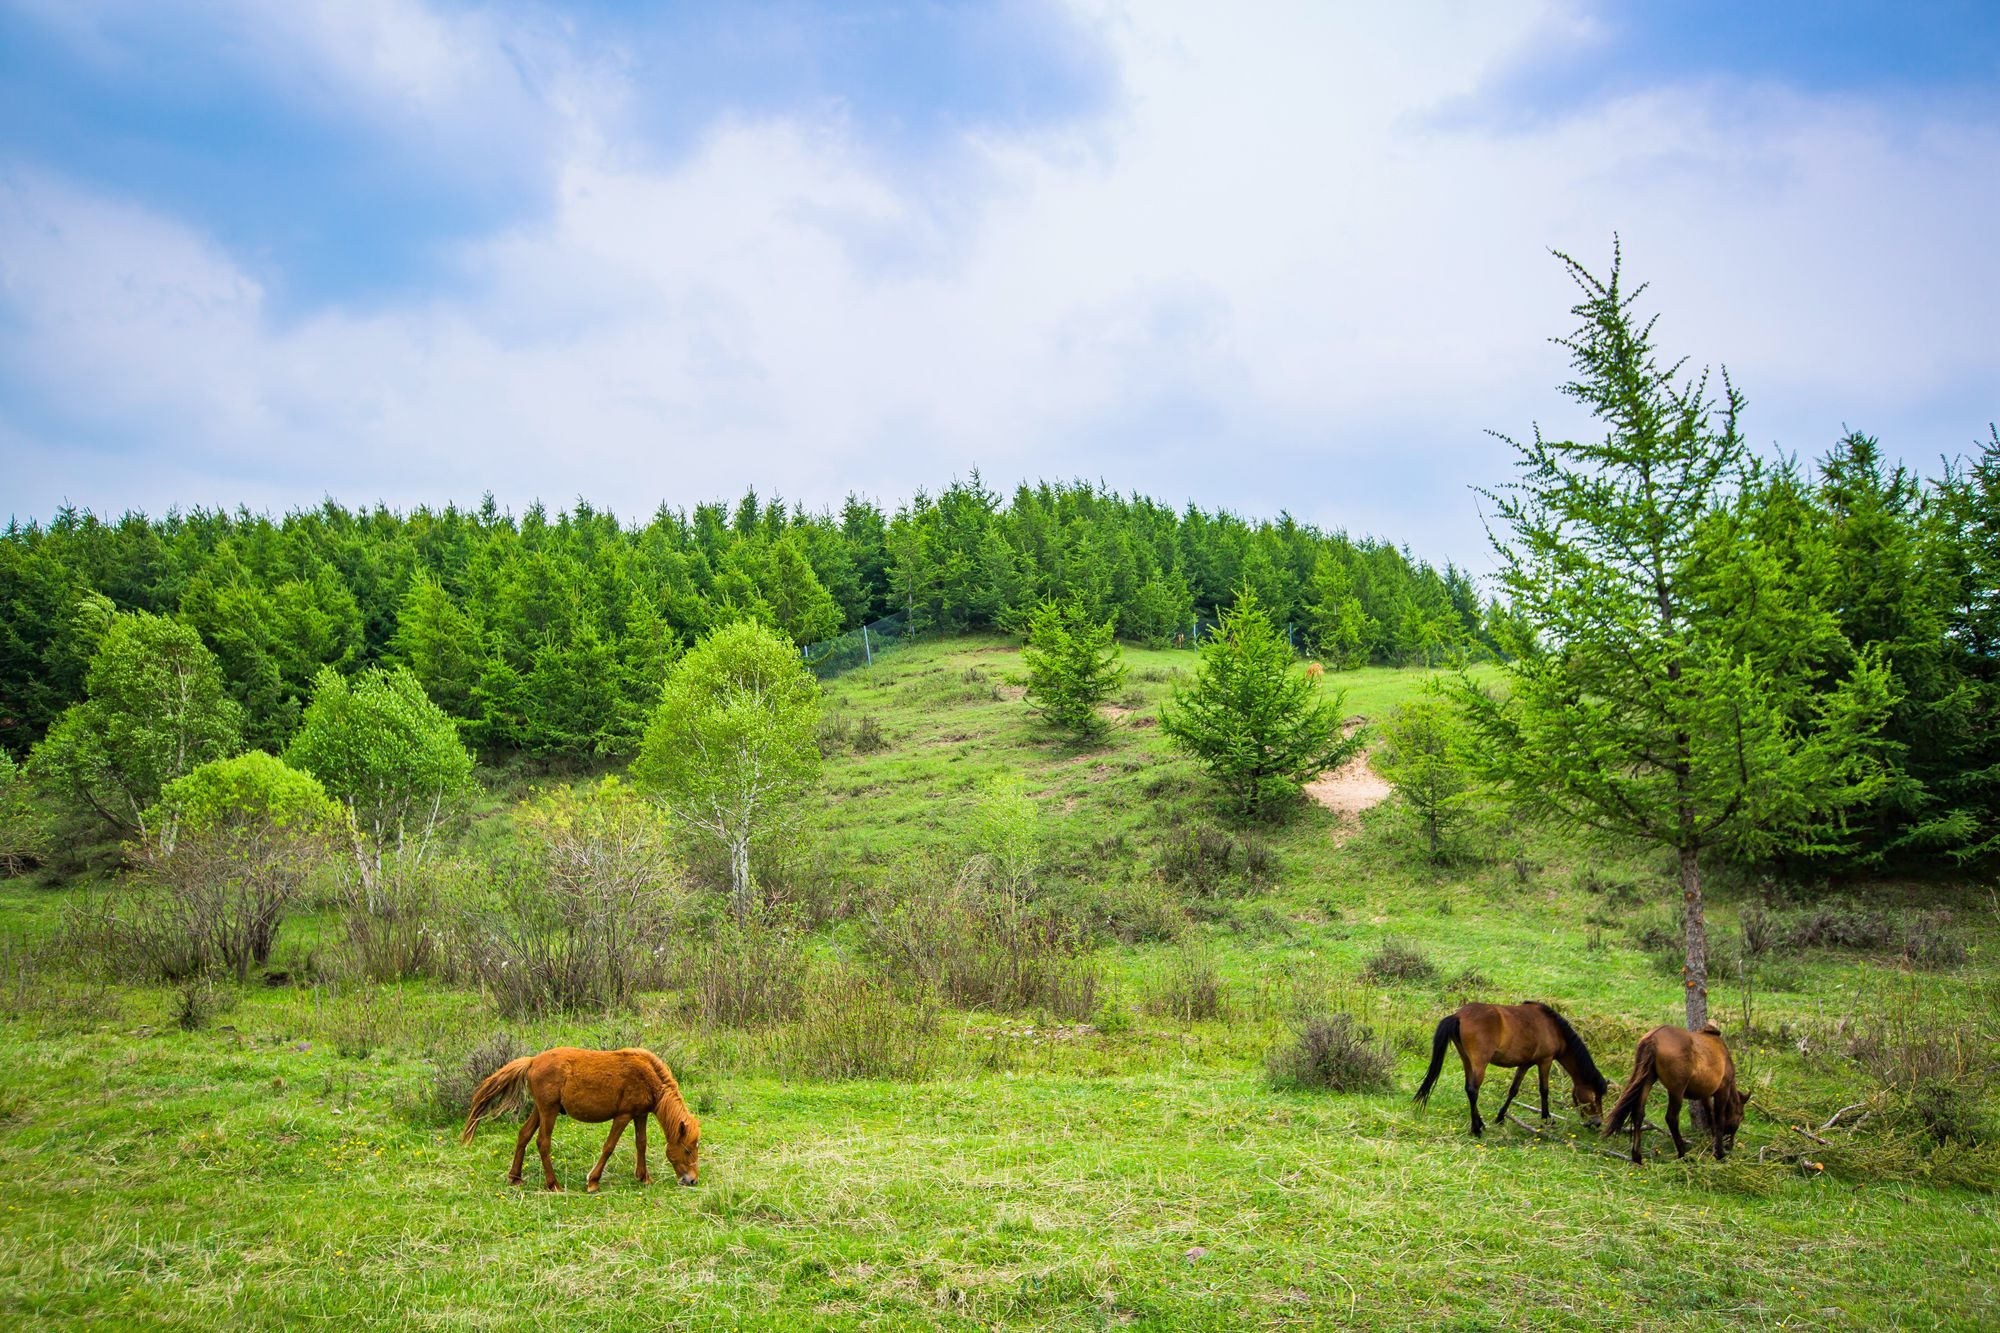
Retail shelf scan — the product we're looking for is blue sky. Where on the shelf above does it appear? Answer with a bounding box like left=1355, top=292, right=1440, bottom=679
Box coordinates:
left=2, top=1, right=1995, bottom=568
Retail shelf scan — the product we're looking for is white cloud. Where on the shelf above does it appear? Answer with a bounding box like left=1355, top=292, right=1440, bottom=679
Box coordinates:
left=4, top=0, right=1996, bottom=567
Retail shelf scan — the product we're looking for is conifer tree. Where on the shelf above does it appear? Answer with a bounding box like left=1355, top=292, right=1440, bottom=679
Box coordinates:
left=1160, top=588, right=1358, bottom=817
left=1453, top=245, right=1894, bottom=1026
left=1020, top=597, right=1127, bottom=739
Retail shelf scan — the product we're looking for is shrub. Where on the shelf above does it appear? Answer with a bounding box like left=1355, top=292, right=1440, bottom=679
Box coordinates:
left=1900, top=910, right=1965, bottom=967
left=459, top=778, right=685, bottom=1017
left=1360, top=938, right=1437, bottom=984
left=1267, top=1013, right=1395, bottom=1092
left=816, top=712, right=854, bottom=755
left=683, top=918, right=809, bottom=1027
left=418, top=1032, right=523, bottom=1126
left=340, top=853, right=457, bottom=982
left=171, top=975, right=236, bottom=1032
left=778, top=968, right=943, bottom=1081
left=1144, top=942, right=1228, bottom=1022
left=0, top=752, right=47, bottom=877
left=1156, top=824, right=1240, bottom=896
left=116, top=753, right=343, bottom=983
left=852, top=715, right=888, bottom=753
left=865, top=860, right=1100, bottom=1019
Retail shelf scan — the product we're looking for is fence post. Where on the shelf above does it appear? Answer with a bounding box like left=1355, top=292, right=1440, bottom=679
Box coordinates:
left=862, top=623, right=873, bottom=666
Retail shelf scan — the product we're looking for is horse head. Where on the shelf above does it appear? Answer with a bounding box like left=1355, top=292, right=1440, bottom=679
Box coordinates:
left=1716, top=1084, right=1748, bottom=1150
left=658, top=1100, right=702, bottom=1185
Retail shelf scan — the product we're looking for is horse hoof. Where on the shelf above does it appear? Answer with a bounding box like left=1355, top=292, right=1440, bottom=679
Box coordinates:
left=546, top=1183, right=563, bottom=1193
left=636, top=1174, right=652, bottom=1185
left=507, top=1176, right=523, bottom=1187
left=586, top=1182, right=600, bottom=1193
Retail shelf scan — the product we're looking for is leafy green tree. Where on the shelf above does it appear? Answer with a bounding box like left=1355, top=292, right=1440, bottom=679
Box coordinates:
left=283, top=665, right=475, bottom=904
left=28, top=611, right=245, bottom=837
left=633, top=620, right=822, bottom=920
left=1452, top=247, right=1894, bottom=1027
left=1160, top=587, right=1360, bottom=817
left=142, top=751, right=343, bottom=980
left=0, top=750, right=46, bottom=875
left=1376, top=697, right=1476, bottom=863
left=1019, top=597, right=1127, bottom=739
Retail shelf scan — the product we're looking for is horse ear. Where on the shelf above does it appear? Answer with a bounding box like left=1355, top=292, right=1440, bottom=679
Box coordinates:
left=676, top=1114, right=690, bottom=1143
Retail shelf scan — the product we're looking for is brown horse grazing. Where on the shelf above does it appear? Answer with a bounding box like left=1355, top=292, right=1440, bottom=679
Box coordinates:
left=1414, top=1001, right=1609, bottom=1137
left=462, top=1047, right=701, bottom=1191
left=1602, top=1023, right=1747, bottom=1163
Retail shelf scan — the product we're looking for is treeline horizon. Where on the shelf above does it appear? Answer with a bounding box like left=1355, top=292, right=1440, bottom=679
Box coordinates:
left=1, top=476, right=1494, bottom=762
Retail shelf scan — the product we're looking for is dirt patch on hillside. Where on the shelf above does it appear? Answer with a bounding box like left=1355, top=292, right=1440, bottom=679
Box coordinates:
left=1306, top=718, right=1389, bottom=842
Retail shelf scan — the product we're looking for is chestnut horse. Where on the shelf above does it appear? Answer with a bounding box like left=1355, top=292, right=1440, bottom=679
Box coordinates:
left=462, top=1046, right=701, bottom=1191
left=1602, top=1023, right=1747, bottom=1163
left=1414, top=1001, right=1608, bottom=1136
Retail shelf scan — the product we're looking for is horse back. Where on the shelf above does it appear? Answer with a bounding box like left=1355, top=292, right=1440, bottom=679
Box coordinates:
left=1643, top=1025, right=1735, bottom=1098
left=1454, top=1002, right=1562, bottom=1065
left=530, top=1047, right=668, bottom=1121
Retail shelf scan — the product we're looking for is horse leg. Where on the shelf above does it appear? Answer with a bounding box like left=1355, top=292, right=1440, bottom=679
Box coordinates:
left=587, top=1115, right=630, bottom=1193
left=508, top=1108, right=538, bottom=1185
left=1709, top=1097, right=1727, bottom=1160
left=535, top=1098, right=562, bottom=1191
left=1494, top=1066, right=1528, bottom=1123
left=634, top=1114, right=651, bottom=1184
left=1665, top=1090, right=1690, bottom=1159
left=1628, top=1088, right=1647, bottom=1163
left=1465, top=1054, right=1488, bottom=1137
left=1537, top=1060, right=1551, bottom=1119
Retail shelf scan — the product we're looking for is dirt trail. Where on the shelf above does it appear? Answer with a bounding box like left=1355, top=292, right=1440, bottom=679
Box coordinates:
left=1306, top=719, right=1390, bottom=841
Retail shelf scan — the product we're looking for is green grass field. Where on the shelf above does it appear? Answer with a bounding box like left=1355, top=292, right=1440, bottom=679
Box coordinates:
left=3, top=636, right=1995, bottom=1329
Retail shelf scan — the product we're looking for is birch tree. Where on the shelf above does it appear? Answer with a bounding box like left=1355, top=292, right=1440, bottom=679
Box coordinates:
left=283, top=665, right=474, bottom=910
left=634, top=620, right=822, bottom=920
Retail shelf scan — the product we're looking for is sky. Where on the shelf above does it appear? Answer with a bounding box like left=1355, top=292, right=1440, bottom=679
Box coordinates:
left=2, top=0, right=1996, bottom=570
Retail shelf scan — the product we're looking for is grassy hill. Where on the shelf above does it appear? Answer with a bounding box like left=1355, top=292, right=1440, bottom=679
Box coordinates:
left=2, top=636, right=1995, bottom=1329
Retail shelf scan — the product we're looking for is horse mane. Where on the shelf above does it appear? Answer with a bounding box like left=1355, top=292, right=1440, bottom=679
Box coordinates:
left=1532, top=1002, right=1608, bottom=1095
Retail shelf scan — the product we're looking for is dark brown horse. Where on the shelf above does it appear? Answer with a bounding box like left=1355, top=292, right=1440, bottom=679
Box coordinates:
left=1602, top=1023, right=1747, bottom=1163
left=462, top=1046, right=701, bottom=1191
left=1414, top=1001, right=1608, bottom=1136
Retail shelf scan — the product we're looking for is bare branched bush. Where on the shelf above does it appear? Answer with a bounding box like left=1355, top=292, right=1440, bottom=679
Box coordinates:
left=1144, top=941, right=1227, bottom=1022
left=459, top=778, right=686, bottom=1017
left=1267, top=1012, right=1395, bottom=1092
left=682, top=917, right=809, bottom=1027
left=1360, top=938, right=1437, bottom=984
left=777, top=967, right=944, bottom=1081
left=865, top=858, right=1099, bottom=1019
left=338, top=852, right=460, bottom=982
left=416, top=1031, right=523, bottom=1125
left=852, top=715, right=888, bottom=753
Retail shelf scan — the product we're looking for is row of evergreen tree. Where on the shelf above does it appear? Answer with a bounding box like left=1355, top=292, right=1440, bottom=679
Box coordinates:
left=1, top=478, right=1493, bottom=760
left=4, top=428, right=1993, bottom=872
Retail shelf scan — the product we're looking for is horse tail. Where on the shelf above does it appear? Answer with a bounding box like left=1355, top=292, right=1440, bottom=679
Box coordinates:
left=1602, top=1036, right=1657, bottom=1137
left=461, top=1056, right=534, bottom=1143
left=1414, top=1013, right=1460, bottom=1103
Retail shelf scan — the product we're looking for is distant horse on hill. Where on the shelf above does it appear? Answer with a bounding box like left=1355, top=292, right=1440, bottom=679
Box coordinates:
left=1414, top=1001, right=1608, bottom=1136
left=1602, top=1023, right=1746, bottom=1163
left=462, top=1046, right=701, bottom=1191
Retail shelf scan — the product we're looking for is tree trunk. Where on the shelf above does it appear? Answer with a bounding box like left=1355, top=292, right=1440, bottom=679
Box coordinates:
left=729, top=836, right=752, bottom=924
left=1679, top=841, right=1708, bottom=1029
